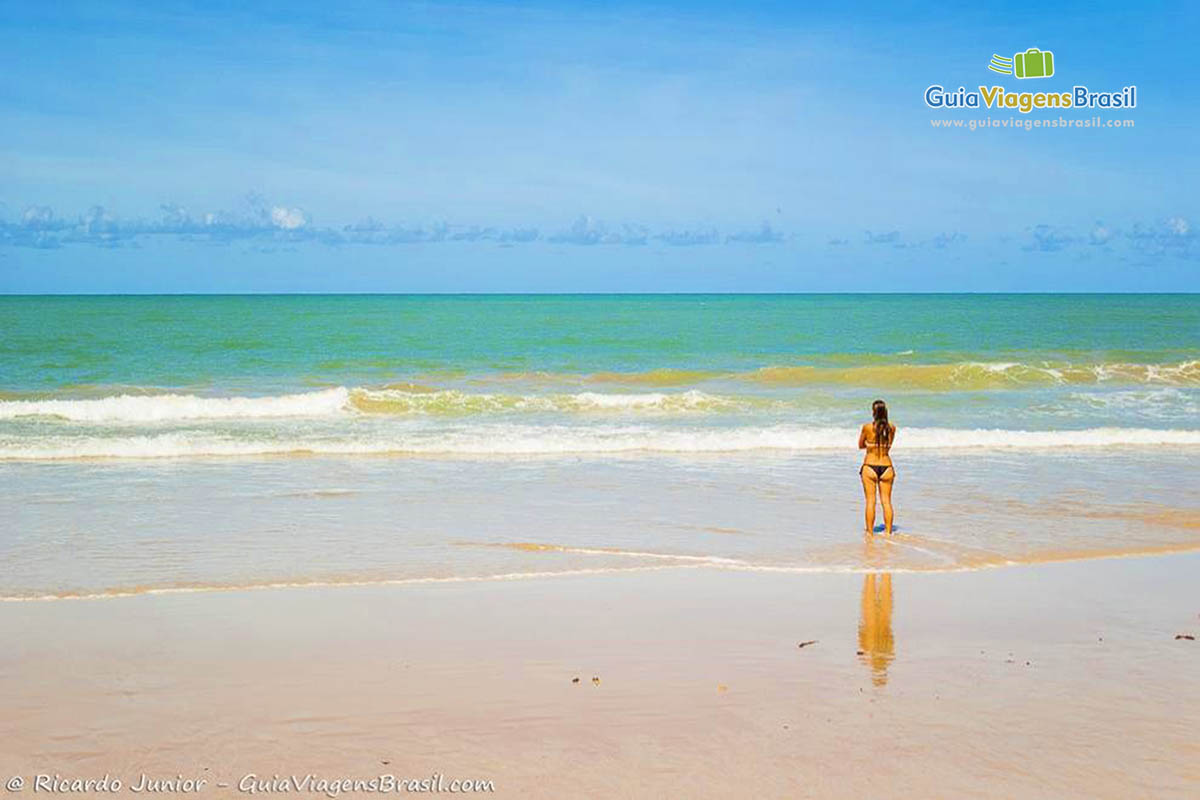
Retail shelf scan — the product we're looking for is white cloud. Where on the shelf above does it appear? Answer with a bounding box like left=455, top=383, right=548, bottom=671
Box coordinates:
left=548, top=215, right=647, bottom=246
left=1167, top=216, right=1189, bottom=236
left=21, top=205, right=55, bottom=227
left=727, top=222, right=784, bottom=244
left=1088, top=221, right=1113, bottom=245
left=863, top=229, right=901, bottom=245
left=270, top=206, right=308, bottom=230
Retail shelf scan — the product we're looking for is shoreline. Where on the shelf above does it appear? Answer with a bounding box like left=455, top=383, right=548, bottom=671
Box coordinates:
left=5, top=542, right=1200, bottom=603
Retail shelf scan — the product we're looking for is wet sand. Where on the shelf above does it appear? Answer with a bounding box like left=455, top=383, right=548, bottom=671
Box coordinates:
left=2, top=553, right=1198, bottom=798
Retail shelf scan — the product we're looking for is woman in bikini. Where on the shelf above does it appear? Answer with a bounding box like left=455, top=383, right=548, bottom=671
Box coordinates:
left=858, top=399, right=896, bottom=535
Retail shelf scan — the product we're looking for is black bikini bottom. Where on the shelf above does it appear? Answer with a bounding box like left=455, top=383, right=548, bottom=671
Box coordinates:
left=860, top=464, right=894, bottom=479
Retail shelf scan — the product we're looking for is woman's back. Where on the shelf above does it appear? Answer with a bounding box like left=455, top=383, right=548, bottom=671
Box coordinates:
left=861, top=422, right=896, bottom=462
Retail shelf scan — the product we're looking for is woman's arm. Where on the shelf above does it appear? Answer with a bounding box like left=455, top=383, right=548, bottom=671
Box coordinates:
left=858, top=424, right=868, bottom=450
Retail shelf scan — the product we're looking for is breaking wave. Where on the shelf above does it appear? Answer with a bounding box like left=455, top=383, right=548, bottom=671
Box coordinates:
left=0, top=387, right=748, bottom=422
left=2, top=425, right=1198, bottom=460
left=351, top=387, right=741, bottom=415
left=742, top=360, right=1200, bottom=389
left=4, top=359, right=1198, bottom=423
left=0, top=387, right=352, bottom=422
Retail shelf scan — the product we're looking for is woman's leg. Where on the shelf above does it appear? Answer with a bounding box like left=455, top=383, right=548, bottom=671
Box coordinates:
left=878, top=470, right=895, bottom=534
left=861, top=469, right=878, bottom=533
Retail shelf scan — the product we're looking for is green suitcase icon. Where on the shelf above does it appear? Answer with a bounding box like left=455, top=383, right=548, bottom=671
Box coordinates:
left=1014, top=48, right=1054, bottom=79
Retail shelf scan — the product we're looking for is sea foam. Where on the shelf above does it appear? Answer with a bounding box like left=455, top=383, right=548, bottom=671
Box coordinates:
left=0, top=388, right=352, bottom=422
left=2, top=425, right=1198, bottom=460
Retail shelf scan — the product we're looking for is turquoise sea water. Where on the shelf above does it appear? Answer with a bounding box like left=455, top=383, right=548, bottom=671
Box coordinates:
left=1, top=294, right=1198, bottom=455
left=3, top=294, right=1198, bottom=390
left=1, top=294, right=1198, bottom=598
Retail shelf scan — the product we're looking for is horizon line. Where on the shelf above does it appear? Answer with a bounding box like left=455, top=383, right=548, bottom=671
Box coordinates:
left=3, top=291, right=1198, bottom=298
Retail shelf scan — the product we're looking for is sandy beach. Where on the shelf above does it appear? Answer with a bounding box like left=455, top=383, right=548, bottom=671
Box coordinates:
left=3, top=552, right=1196, bottom=798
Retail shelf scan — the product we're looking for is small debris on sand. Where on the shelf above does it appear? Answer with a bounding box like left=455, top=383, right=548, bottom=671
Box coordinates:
left=571, top=677, right=580, bottom=684
left=717, top=684, right=728, bottom=693
left=797, top=640, right=818, bottom=649
left=591, top=676, right=601, bottom=685
left=1175, top=634, right=1195, bottom=641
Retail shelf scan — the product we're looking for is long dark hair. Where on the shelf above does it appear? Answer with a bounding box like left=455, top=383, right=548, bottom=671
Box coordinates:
left=871, top=399, right=891, bottom=450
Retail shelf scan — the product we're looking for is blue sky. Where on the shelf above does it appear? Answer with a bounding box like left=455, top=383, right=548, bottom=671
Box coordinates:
left=1, top=0, right=1196, bottom=292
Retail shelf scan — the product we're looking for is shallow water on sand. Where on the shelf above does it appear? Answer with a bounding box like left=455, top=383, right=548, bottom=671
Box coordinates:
left=4, top=449, right=1198, bottom=599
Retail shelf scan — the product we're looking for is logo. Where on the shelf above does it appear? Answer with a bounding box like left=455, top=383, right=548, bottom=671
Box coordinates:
left=923, top=47, right=1137, bottom=114
left=989, top=48, right=1055, bottom=79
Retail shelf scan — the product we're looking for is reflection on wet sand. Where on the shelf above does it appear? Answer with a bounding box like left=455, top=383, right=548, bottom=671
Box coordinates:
left=858, top=573, right=894, bottom=686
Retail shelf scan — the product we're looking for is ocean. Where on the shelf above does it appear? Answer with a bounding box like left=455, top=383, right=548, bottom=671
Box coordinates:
left=2, top=294, right=1198, bottom=599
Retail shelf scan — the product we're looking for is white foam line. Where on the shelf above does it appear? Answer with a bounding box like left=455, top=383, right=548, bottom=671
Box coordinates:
left=877, top=537, right=958, bottom=563
left=5, top=544, right=1198, bottom=603
left=497, top=545, right=746, bottom=565
left=891, top=532, right=1010, bottom=560
left=3, top=426, right=1200, bottom=461
left=0, top=388, right=350, bottom=422
left=0, top=564, right=707, bottom=603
